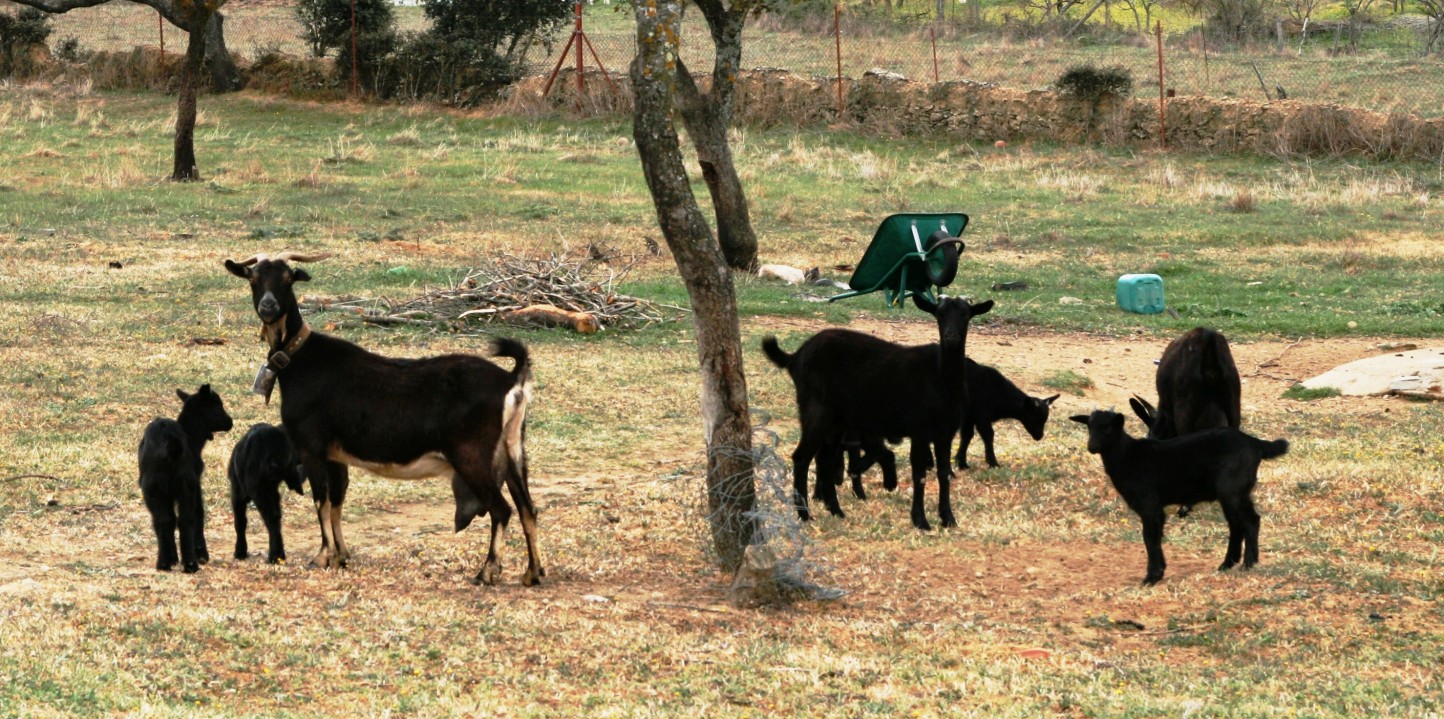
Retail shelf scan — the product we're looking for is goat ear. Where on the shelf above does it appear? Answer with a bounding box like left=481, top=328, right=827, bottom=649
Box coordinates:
left=176, top=388, right=190, bottom=402
left=1069, top=414, right=1089, bottom=425
left=293, top=268, right=312, bottom=283
left=971, top=299, right=994, bottom=316
left=223, top=260, right=251, bottom=279
left=912, top=293, right=938, bottom=315
left=1042, top=394, right=1060, bottom=406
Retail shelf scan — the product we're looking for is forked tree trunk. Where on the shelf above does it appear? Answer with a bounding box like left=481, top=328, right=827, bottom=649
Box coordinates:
left=674, top=0, right=759, bottom=272
left=633, top=1, right=755, bottom=573
left=172, top=5, right=211, bottom=181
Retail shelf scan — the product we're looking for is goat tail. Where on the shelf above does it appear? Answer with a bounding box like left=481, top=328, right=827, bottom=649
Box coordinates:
left=492, top=337, right=530, bottom=380
left=1257, top=437, right=1290, bottom=461
left=761, top=335, right=792, bottom=369
left=491, top=337, right=531, bottom=489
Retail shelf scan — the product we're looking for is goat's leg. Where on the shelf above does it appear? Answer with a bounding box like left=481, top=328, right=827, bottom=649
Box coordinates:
left=503, top=453, right=545, bottom=586
left=790, top=434, right=823, bottom=522
left=1218, top=498, right=1246, bottom=571
left=954, top=422, right=975, bottom=470
left=1140, top=511, right=1167, bottom=585
left=145, top=493, right=180, bottom=571
left=933, top=436, right=957, bottom=528
left=329, top=463, right=351, bottom=567
left=177, top=480, right=204, bottom=573
left=908, top=441, right=932, bottom=531
left=231, top=490, right=250, bottom=560
left=814, top=443, right=846, bottom=518
left=256, top=490, right=286, bottom=564
left=978, top=423, right=1000, bottom=469
left=877, top=444, right=899, bottom=493
left=192, top=488, right=210, bottom=566
left=1240, top=495, right=1261, bottom=569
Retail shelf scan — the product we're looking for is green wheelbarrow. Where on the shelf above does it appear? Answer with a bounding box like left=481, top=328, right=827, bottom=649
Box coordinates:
left=829, top=213, right=967, bottom=305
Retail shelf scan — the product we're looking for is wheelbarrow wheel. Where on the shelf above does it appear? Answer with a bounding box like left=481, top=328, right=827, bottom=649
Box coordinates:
left=923, top=230, right=962, bottom=287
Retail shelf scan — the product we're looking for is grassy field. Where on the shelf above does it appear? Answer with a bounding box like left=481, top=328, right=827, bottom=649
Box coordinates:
left=0, top=85, right=1441, bottom=717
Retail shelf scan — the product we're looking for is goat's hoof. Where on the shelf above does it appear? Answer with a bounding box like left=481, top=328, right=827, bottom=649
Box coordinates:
left=197, top=552, right=210, bottom=565
left=797, top=509, right=812, bottom=522
left=477, top=563, right=502, bottom=586
left=182, top=563, right=201, bottom=574
left=912, top=518, right=933, bottom=532
left=234, top=550, right=249, bottom=560
left=522, top=567, right=543, bottom=587
left=826, top=507, right=846, bottom=519
left=882, top=482, right=898, bottom=492
left=1142, top=574, right=1163, bottom=586
left=939, top=515, right=957, bottom=529
left=156, top=563, right=173, bottom=572
left=267, top=555, right=285, bottom=565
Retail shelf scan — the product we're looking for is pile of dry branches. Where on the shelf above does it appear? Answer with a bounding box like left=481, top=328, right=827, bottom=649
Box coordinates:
left=302, top=254, right=675, bottom=334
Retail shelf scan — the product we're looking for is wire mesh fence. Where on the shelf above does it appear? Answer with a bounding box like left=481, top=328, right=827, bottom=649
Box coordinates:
left=5, top=0, right=1443, bottom=116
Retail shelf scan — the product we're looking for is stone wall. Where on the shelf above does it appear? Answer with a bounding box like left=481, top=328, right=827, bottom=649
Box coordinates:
left=525, top=68, right=1444, bottom=162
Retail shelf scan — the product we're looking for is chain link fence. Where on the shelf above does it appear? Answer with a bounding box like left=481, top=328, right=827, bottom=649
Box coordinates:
left=5, top=0, right=1442, bottom=116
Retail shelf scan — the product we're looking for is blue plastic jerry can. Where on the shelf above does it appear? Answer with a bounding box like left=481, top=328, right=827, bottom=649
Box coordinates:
left=1116, top=274, right=1165, bottom=314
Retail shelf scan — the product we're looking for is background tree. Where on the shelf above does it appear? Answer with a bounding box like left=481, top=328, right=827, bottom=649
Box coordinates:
left=295, top=0, right=397, bottom=89
left=7, top=0, right=241, bottom=89
left=632, top=0, right=756, bottom=573
left=8, top=0, right=239, bottom=180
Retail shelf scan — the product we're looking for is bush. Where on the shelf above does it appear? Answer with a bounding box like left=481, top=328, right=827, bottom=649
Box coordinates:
left=0, top=7, right=53, bottom=77
left=1054, top=64, right=1135, bottom=104
left=294, top=0, right=397, bottom=88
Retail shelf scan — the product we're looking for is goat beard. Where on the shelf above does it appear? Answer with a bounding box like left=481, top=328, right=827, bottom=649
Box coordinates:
left=260, top=319, right=286, bottom=349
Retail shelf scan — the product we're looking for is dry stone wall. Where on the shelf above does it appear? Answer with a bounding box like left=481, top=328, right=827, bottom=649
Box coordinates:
left=527, top=67, right=1444, bottom=162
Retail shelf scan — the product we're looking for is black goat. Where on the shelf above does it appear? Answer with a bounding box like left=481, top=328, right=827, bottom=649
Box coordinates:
left=762, top=295, right=993, bottom=530
left=1129, top=327, right=1242, bottom=518
left=1130, top=327, right=1241, bottom=440
left=227, top=423, right=306, bottom=564
left=1070, top=410, right=1287, bottom=585
left=842, top=359, right=1056, bottom=492
left=224, top=252, right=542, bottom=586
left=137, top=385, right=233, bottom=573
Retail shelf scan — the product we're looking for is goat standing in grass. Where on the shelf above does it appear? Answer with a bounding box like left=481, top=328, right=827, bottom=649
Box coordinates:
left=138, top=385, right=233, bottom=573
left=762, top=295, right=992, bottom=530
left=224, top=253, right=542, bottom=586
left=228, top=423, right=306, bottom=564
left=1071, top=410, right=1287, bottom=585
left=845, top=358, right=1057, bottom=486
left=1130, top=326, right=1242, bottom=518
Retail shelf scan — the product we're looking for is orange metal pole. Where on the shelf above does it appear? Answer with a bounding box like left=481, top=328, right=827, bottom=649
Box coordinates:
left=931, top=24, right=939, bottom=83
left=158, top=11, right=164, bottom=56
left=574, top=1, right=585, bottom=96
left=835, top=4, right=844, bottom=117
left=1156, top=20, right=1167, bottom=149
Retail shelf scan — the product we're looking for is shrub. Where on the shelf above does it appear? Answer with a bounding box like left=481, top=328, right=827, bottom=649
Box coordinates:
left=294, top=0, right=397, bottom=88
left=0, top=7, right=53, bottom=78
left=1054, top=64, right=1135, bottom=105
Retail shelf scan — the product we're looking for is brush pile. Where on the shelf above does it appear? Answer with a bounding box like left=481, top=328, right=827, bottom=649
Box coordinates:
left=302, top=253, right=672, bottom=334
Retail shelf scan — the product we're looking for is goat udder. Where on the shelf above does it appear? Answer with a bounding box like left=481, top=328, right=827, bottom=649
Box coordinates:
left=327, top=445, right=455, bottom=480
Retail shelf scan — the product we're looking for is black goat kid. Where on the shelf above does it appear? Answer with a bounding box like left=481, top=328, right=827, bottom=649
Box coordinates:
left=228, top=423, right=306, bottom=564
left=762, top=295, right=993, bottom=530
left=1071, top=410, right=1287, bottom=585
left=137, top=385, right=233, bottom=572
left=224, top=252, right=542, bottom=586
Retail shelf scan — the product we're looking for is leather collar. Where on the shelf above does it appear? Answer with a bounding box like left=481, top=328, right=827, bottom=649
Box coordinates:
left=267, top=322, right=312, bottom=372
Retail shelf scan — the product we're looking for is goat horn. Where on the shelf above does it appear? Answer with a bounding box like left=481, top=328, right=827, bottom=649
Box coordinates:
left=230, top=254, right=269, bottom=267
left=271, top=251, right=332, bottom=263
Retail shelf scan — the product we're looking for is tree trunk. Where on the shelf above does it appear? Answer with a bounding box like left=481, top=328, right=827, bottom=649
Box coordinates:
left=203, top=12, right=244, bottom=91
left=633, top=1, right=755, bottom=574
left=675, top=1, right=760, bottom=273
left=173, top=6, right=211, bottom=181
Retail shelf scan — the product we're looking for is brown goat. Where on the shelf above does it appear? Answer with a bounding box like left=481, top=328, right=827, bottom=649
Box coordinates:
left=224, top=252, right=542, bottom=586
